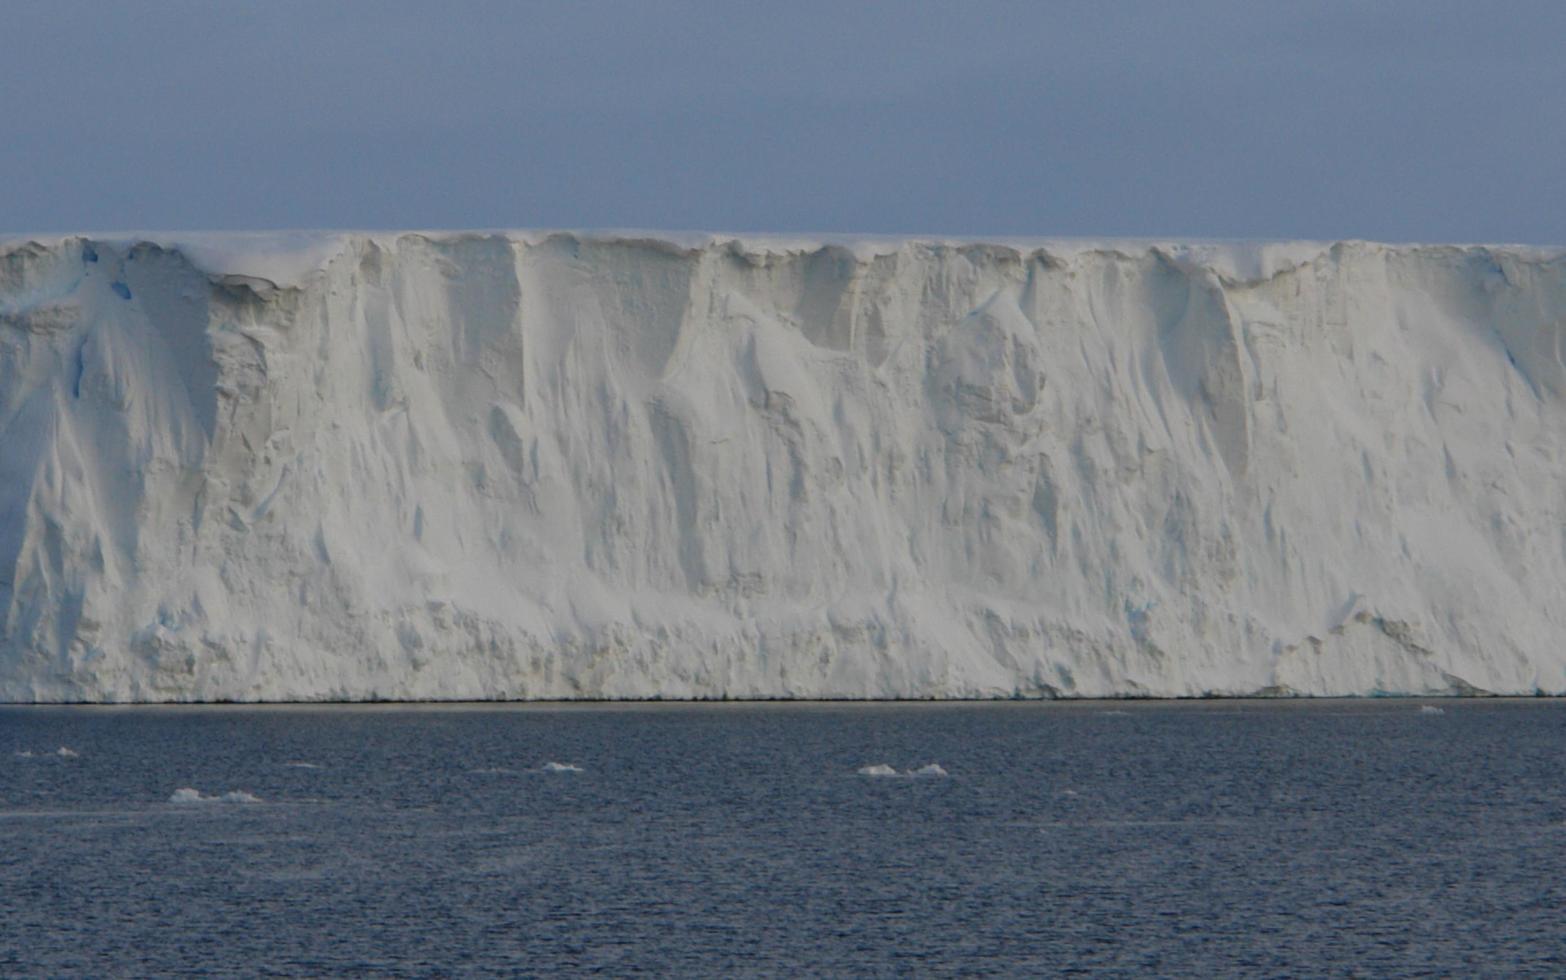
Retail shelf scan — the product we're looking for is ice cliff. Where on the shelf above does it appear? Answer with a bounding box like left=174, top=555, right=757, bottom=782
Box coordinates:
left=2, top=230, right=1565, bottom=702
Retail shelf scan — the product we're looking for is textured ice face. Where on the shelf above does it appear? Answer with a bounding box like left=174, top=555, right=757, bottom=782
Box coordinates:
left=2, top=232, right=1565, bottom=702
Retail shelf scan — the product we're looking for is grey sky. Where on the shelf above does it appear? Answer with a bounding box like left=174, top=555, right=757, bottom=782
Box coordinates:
left=4, top=0, right=1562, bottom=242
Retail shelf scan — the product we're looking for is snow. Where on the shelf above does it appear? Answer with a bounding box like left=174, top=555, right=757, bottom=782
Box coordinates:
left=3, top=230, right=1566, bottom=702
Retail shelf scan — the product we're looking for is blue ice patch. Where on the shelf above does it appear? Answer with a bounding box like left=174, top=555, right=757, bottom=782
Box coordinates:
left=82, top=244, right=98, bottom=263
left=73, top=338, right=87, bottom=399
left=111, top=281, right=132, bottom=300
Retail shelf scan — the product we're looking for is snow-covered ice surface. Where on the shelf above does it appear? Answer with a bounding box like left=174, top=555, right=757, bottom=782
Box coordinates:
left=2, top=230, right=1566, bottom=703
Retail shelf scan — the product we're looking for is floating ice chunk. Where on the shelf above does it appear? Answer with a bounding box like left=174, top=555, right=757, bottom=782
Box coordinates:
left=468, top=767, right=521, bottom=775
left=169, top=787, right=262, bottom=804
left=282, top=761, right=323, bottom=769
left=541, top=761, right=584, bottom=773
left=1419, top=705, right=1445, bottom=715
left=8, top=746, right=81, bottom=758
left=859, top=763, right=948, bottom=778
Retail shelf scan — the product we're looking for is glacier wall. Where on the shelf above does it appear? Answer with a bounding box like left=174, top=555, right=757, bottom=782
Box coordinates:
left=2, top=231, right=1565, bottom=702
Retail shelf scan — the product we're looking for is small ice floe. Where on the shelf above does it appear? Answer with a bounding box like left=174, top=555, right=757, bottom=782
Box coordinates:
left=541, top=762, right=584, bottom=773
left=1419, top=705, right=1446, bottom=716
left=55, top=747, right=79, bottom=758
left=13, top=750, right=35, bottom=759
left=857, top=763, right=948, bottom=778
left=169, top=788, right=262, bottom=804
left=468, top=767, right=521, bottom=776
left=282, top=762, right=323, bottom=770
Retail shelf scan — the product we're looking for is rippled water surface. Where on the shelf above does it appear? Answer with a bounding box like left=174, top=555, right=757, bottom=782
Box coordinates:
left=2, top=701, right=1563, bottom=975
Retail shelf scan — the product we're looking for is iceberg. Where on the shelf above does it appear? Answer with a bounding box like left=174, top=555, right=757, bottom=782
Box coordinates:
left=3, top=230, right=1565, bottom=702
left=856, top=763, right=948, bottom=778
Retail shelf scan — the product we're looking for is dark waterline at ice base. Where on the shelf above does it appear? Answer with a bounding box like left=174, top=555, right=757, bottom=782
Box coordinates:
left=3, top=701, right=1563, bottom=974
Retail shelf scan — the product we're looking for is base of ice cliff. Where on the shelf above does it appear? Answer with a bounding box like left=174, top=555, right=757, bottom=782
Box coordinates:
left=3, top=230, right=1565, bottom=702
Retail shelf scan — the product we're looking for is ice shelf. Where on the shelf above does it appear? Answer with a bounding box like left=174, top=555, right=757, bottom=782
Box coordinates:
left=2, top=231, right=1564, bottom=701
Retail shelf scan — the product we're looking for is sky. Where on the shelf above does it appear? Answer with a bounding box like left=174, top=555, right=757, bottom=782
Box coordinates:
left=3, top=0, right=1563, bottom=243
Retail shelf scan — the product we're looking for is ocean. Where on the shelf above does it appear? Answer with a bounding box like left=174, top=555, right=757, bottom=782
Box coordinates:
left=2, top=700, right=1562, bottom=975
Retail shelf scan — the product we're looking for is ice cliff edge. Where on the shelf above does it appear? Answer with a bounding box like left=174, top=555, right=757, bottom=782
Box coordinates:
left=3, top=230, right=1565, bottom=702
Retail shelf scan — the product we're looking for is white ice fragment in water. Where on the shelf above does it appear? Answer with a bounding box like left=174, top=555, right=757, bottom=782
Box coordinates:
left=859, top=763, right=948, bottom=778
left=169, top=787, right=262, bottom=804
left=542, top=762, right=583, bottom=773
left=1419, top=705, right=1445, bottom=715
left=11, top=746, right=82, bottom=759
left=282, top=761, right=323, bottom=769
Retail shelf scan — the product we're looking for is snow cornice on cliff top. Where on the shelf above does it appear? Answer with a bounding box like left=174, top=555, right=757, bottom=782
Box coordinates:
left=4, top=229, right=1564, bottom=292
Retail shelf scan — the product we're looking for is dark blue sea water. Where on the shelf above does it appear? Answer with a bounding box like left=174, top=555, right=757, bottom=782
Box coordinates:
left=2, top=700, right=1563, bottom=975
